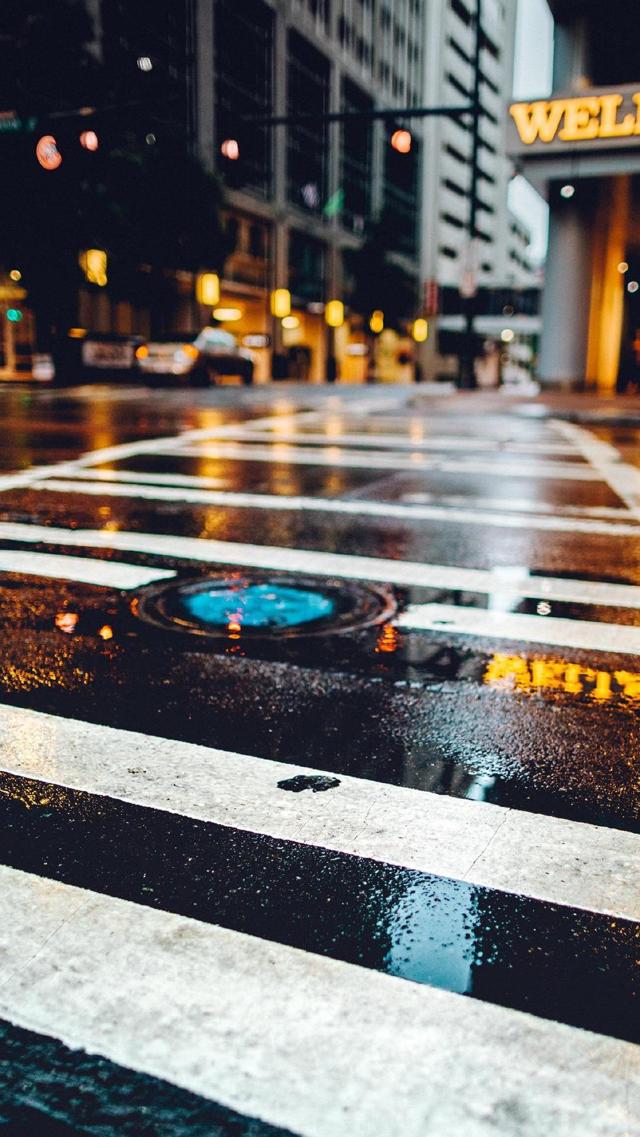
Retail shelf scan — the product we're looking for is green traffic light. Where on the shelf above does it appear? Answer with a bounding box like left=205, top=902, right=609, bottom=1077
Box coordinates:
left=6, top=309, right=23, bottom=322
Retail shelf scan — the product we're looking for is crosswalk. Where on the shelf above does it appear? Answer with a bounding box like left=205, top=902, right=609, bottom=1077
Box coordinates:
left=1, top=387, right=640, bottom=1135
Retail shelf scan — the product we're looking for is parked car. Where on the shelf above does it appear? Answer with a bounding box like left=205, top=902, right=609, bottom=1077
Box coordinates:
left=78, top=333, right=144, bottom=382
left=135, top=328, right=255, bottom=385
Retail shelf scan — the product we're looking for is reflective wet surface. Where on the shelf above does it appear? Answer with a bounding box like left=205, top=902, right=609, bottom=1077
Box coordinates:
left=0, top=383, right=640, bottom=833
left=3, top=380, right=640, bottom=1120
left=1, top=773, right=639, bottom=1044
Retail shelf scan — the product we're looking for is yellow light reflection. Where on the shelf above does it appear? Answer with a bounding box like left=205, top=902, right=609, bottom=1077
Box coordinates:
left=98, top=624, right=114, bottom=641
left=484, top=653, right=640, bottom=703
left=375, top=624, right=399, bottom=654
left=324, top=416, right=344, bottom=439
left=79, top=248, right=108, bottom=287
left=55, top=612, right=79, bottom=634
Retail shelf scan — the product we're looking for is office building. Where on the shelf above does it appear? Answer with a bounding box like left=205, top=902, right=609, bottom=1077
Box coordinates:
left=419, top=0, right=539, bottom=382
left=508, top=0, right=640, bottom=391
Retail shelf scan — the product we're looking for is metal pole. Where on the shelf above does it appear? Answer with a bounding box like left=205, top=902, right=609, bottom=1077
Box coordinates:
left=244, top=104, right=472, bottom=127
left=458, top=0, right=482, bottom=390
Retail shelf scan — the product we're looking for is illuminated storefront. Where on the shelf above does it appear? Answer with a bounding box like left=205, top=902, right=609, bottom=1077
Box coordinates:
left=508, top=1, right=640, bottom=392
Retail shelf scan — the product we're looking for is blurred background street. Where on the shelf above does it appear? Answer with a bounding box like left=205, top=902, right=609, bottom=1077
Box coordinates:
left=3, top=0, right=640, bottom=1134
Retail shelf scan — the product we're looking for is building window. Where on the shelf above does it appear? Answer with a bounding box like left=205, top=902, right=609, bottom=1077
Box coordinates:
left=450, top=0, right=471, bottom=27
left=448, top=36, right=471, bottom=65
left=441, top=211, right=466, bottom=229
left=287, top=31, right=330, bottom=213
left=447, top=71, right=472, bottom=100
left=288, top=230, right=326, bottom=301
left=248, top=223, right=266, bottom=257
left=480, top=30, right=500, bottom=60
left=443, top=177, right=468, bottom=198
left=215, top=0, right=273, bottom=199
left=341, top=78, right=373, bottom=233
left=480, top=69, right=499, bottom=96
left=445, top=142, right=467, bottom=164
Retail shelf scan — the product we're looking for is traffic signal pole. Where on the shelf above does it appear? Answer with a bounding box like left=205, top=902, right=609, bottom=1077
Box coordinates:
left=245, top=104, right=473, bottom=127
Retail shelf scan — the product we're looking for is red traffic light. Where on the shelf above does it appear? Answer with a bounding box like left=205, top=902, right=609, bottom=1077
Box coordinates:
left=35, top=134, right=62, bottom=170
left=79, top=130, right=99, bottom=151
left=391, top=129, right=412, bottom=154
left=221, top=138, right=240, bottom=160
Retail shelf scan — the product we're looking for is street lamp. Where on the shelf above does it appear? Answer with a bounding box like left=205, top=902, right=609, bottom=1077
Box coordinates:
left=196, top=273, right=220, bottom=307
left=270, top=289, right=291, bottom=319
left=325, top=300, right=344, bottom=328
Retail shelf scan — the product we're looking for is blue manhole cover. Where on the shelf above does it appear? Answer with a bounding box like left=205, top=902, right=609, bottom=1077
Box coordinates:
left=181, top=582, right=335, bottom=630
left=135, top=574, right=396, bottom=640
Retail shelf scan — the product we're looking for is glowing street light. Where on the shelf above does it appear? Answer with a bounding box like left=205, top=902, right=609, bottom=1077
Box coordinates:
left=325, top=300, right=344, bottom=328
left=412, top=318, right=429, bottom=343
left=271, top=288, right=291, bottom=319
left=79, top=248, right=108, bottom=287
left=196, top=272, right=220, bottom=306
left=369, top=310, right=384, bottom=334
left=213, top=306, right=242, bottom=322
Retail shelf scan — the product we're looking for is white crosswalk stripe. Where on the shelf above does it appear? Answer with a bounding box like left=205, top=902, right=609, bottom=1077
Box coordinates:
left=1, top=398, right=639, bottom=1135
left=1, top=865, right=638, bottom=1137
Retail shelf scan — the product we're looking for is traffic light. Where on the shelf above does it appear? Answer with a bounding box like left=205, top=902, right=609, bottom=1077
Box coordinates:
left=35, top=134, right=62, bottom=170
left=221, top=138, right=240, bottom=160
left=79, top=130, right=99, bottom=151
left=6, top=309, right=23, bottom=322
left=390, top=129, right=412, bottom=154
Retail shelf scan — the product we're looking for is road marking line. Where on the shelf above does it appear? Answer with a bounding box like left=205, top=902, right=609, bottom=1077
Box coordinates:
left=0, top=410, right=324, bottom=494
left=3, top=522, right=640, bottom=609
left=0, top=868, right=637, bottom=1137
left=0, top=550, right=173, bottom=589
left=399, top=492, right=633, bottom=521
left=398, top=602, right=640, bottom=654
left=176, top=442, right=604, bottom=479
left=180, top=427, right=582, bottom=456
left=551, top=419, right=640, bottom=517
left=2, top=703, right=639, bottom=920
left=30, top=476, right=640, bottom=538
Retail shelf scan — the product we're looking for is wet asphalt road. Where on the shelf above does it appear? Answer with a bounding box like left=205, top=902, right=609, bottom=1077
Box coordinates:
left=2, top=380, right=640, bottom=1135
left=0, top=382, right=639, bottom=830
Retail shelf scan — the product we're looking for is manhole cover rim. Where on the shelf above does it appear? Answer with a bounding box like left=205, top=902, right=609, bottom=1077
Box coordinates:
left=133, top=572, right=398, bottom=640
